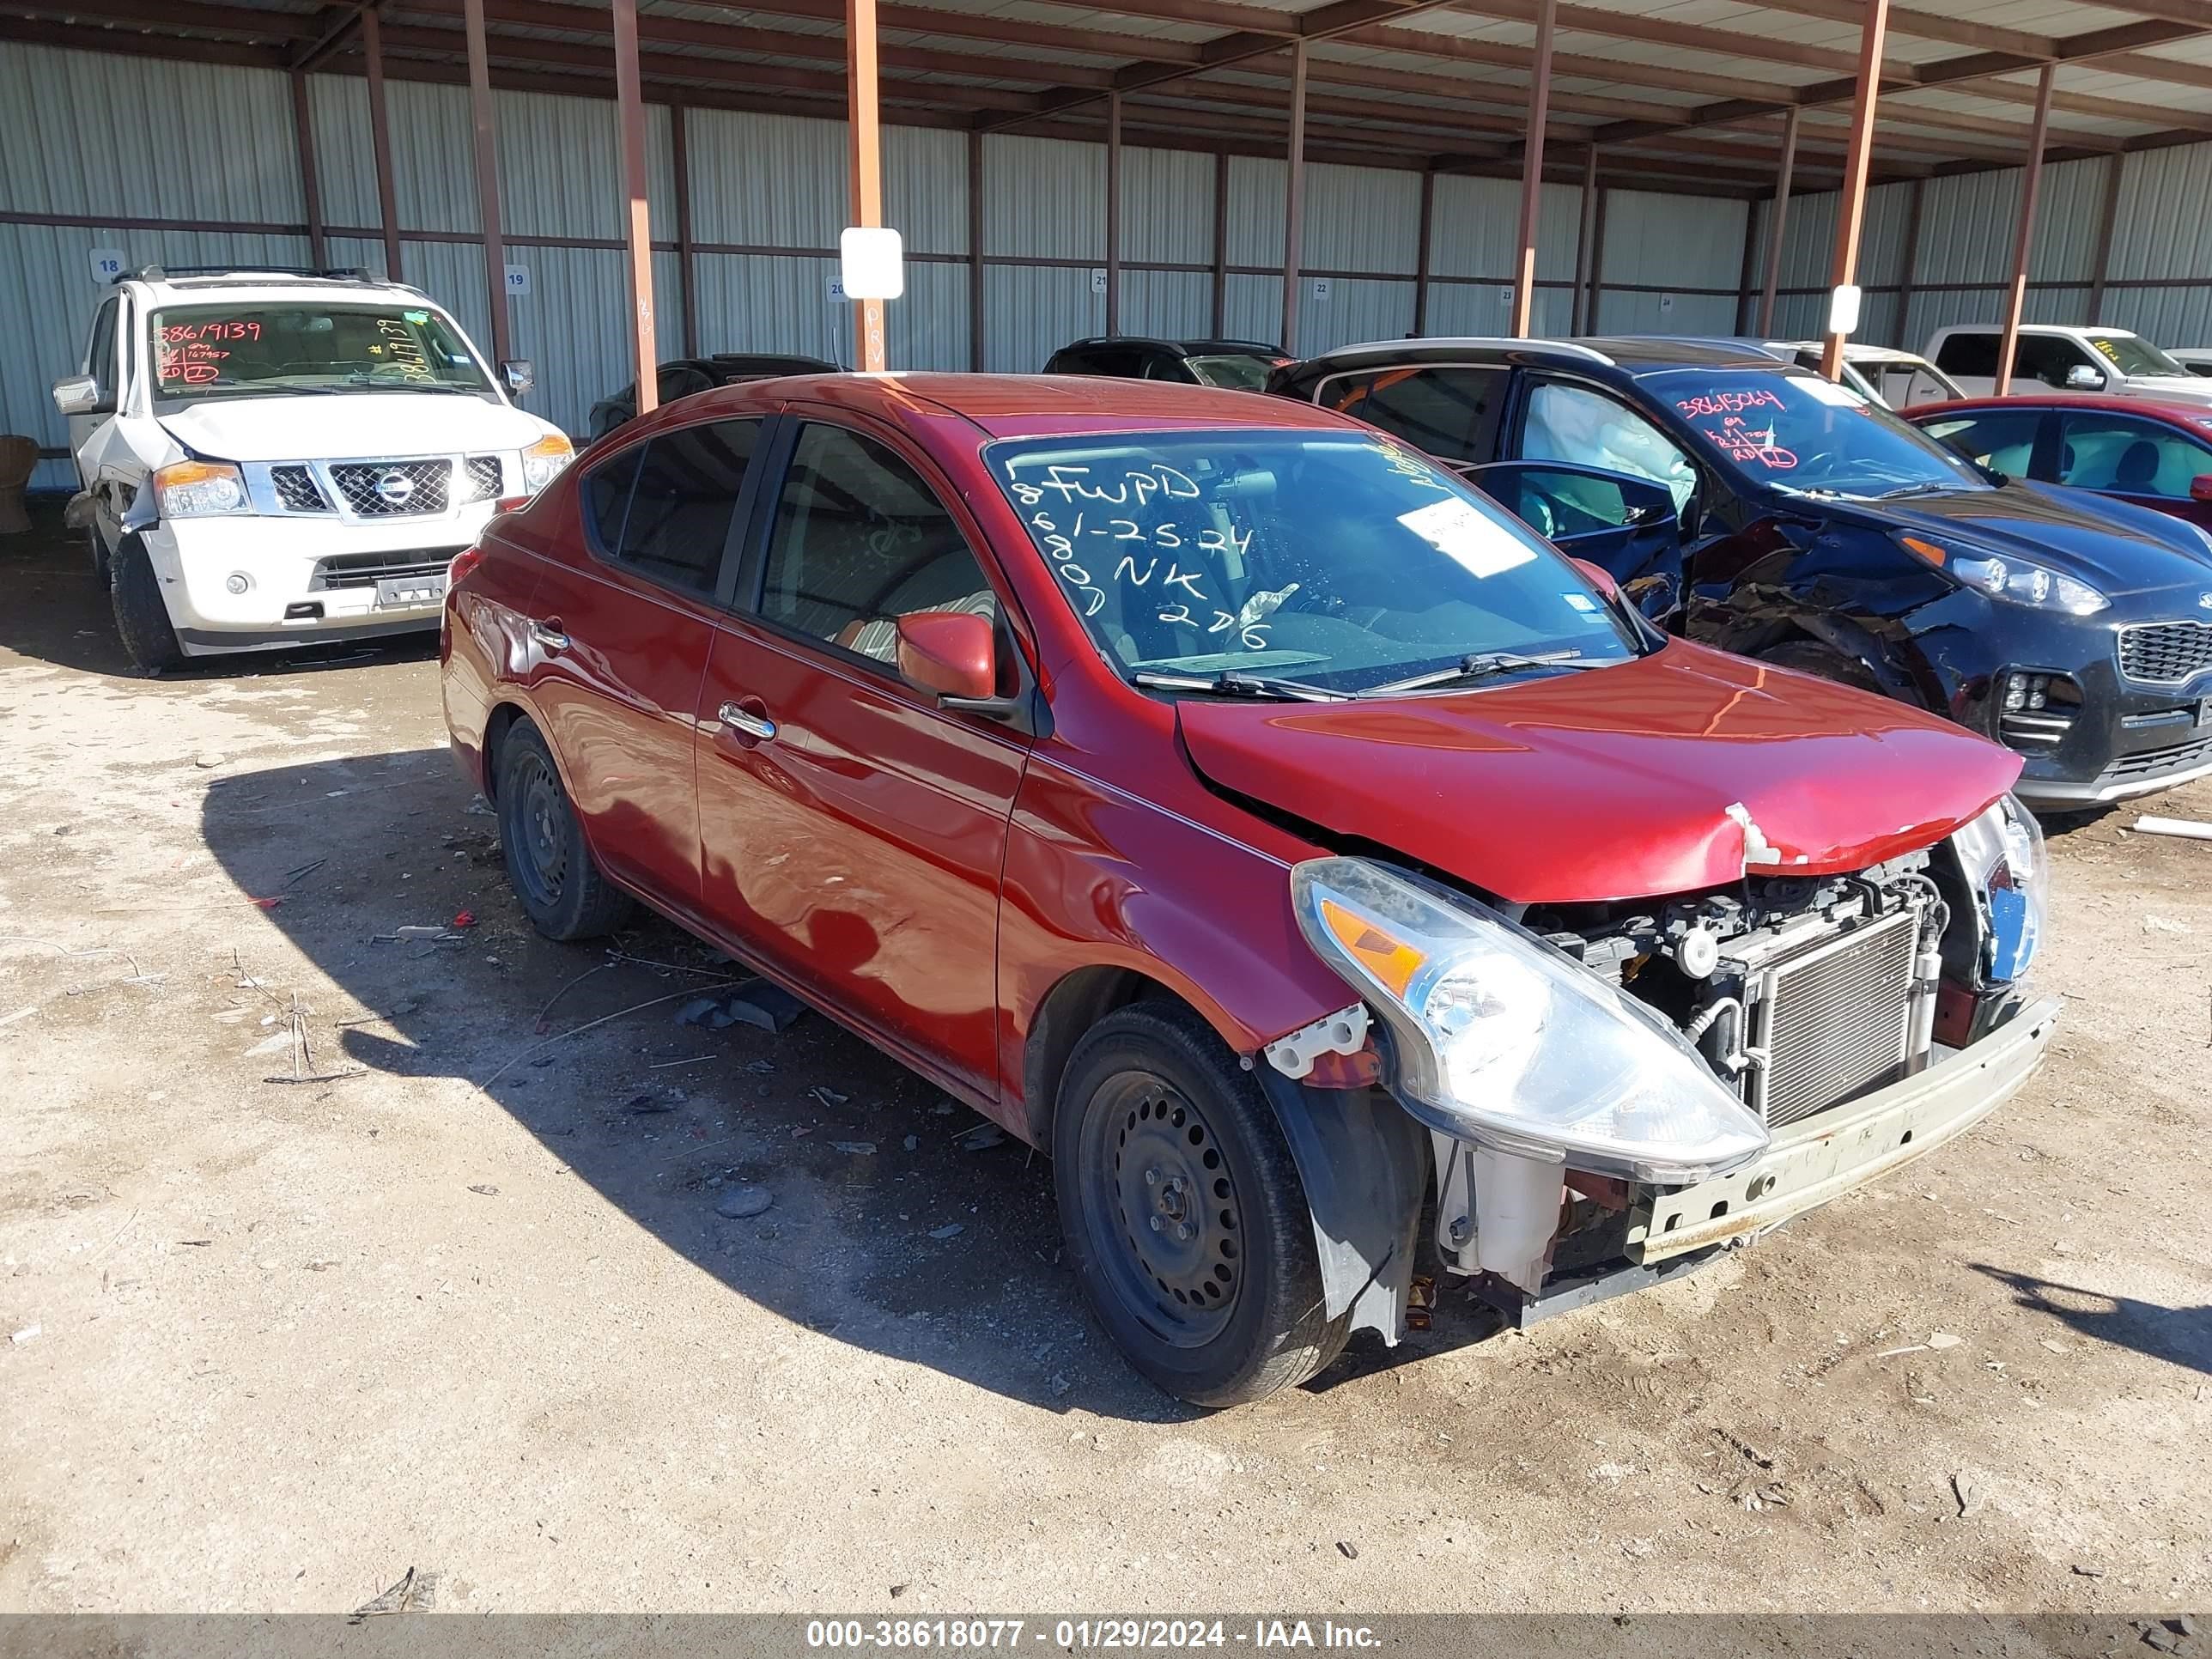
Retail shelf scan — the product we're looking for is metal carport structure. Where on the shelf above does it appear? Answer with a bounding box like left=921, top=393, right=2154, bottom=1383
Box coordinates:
left=9, top=0, right=2212, bottom=442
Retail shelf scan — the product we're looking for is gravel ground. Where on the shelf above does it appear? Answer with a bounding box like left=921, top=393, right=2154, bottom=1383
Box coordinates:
left=1, top=505, right=2207, bottom=1615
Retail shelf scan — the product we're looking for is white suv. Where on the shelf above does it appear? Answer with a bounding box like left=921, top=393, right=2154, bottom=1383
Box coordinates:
left=52, top=266, right=574, bottom=674
left=1921, top=323, right=2212, bottom=408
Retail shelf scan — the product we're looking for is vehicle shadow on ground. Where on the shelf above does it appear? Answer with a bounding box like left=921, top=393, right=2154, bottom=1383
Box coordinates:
left=0, top=500, right=438, bottom=680
left=199, top=748, right=1476, bottom=1419
left=1972, top=1264, right=2212, bottom=1377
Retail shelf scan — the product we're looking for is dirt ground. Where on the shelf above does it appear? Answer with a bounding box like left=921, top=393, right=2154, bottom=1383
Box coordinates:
left=1, top=501, right=2207, bottom=1617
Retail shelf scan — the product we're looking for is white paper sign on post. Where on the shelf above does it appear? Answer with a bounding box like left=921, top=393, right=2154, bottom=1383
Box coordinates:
left=89, top=248, right=127, bottom=285
left=1827, top=283, right=1863, bottom=337
left=840, top=226, right=904, bottom=301
left=1311, top=276, right=1332, bottom=301
left=503, top=264, right=532, bottom=297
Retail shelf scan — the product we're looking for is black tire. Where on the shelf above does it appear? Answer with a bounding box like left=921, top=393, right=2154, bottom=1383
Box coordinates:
left=108, top=538, right=183, bottom=678
left=494, top=720, right=635, bottom=941
left=1054, top=1000, right=1348, bottom=1407
left=1759, top=637, right=1886, bottom=696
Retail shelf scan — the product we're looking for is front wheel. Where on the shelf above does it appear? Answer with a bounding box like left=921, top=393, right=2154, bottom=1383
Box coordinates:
left=108, top=538, right=182, bottom=678
left=1054, top=1001, right=1347, bottom=1407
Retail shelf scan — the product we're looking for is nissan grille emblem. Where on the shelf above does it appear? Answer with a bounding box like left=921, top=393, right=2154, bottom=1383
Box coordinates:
left=374, top=469, right=416, bottom=507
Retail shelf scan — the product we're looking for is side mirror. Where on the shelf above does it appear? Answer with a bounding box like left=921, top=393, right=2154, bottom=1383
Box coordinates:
left=2191, top=475, right=2212, bottom=503
left=896, top=611, right=997, bottom=702
left=2064, top=364, right=2106, bottom=390
left=501, top=359, right=535, bottom=396
left=1570, top=557, right=1620, bottom=599
left=52, top=374, right=105, bottom=416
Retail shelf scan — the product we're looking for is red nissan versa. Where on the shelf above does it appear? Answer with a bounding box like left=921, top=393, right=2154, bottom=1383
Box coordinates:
left=441, top=374, right=2061, bottom=1407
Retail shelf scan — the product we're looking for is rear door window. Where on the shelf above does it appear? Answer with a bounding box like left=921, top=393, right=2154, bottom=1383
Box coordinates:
left=1319, top=365, right=1509, bottom=464
left=2054, top=413, right=2212, bottom=499
left=581, top=419, right=759, bottom=595
left=756, top=423, right=1000, bottom=677
left=1917, top=408, right=2044, bottom=478
left=1933, top=333, right=1999, bottom=378
left=612, top=419, right=761, bottom=594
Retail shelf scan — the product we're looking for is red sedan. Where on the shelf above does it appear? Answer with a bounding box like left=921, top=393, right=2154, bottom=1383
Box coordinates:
left=442, top=373, right=2058, bottom=1405
left=1907, top=392, right=2212, bottom=529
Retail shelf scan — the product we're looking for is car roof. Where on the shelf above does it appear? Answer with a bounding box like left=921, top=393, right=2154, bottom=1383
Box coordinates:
left=121, top=270, right=430, bottom=309
left=1927, top=322, right=2142, bottom=339
left=1298, top=335, right=1793, bottom=374
left=1905, top=392, right=2212, bottom=428
left=1052, top=335, right=1282, bottom=356
left=744, top=371, right=1363, bottom=439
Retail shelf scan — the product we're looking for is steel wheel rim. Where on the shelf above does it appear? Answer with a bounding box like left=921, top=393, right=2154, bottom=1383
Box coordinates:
left=1082, top=1070, right=1244, bottom=1348
left=505, top=751, right=568, bottom=911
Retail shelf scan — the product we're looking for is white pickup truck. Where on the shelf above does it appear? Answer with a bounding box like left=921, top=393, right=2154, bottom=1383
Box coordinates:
left=1919, top=323, right=2212, bottom=408
left=52, top=266, right=574, bottom=674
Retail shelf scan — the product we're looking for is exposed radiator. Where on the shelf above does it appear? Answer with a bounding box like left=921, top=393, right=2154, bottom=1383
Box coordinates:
left=1749, top=908, right=1921, bottom=1129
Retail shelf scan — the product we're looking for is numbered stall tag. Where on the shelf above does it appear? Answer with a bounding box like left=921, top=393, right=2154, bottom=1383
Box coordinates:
left=89, top=248, right=127, bottom=285
left=503, top=264, right=532, bottom=297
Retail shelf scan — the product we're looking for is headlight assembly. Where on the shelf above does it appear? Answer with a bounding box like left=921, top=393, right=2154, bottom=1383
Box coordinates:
left=1898, top=534, right=2107, bottom=616
left=1949, top=793, right=2046, bottom=984
left=153, top=459, right=250, bottom=519
left=1289, top=857, right=1769, bottom=1185
left=520, top=434, right=574, bottom=493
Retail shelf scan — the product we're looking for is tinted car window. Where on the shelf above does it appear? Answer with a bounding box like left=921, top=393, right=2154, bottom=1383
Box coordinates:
left=582, top=442, right=644, bottom=555
left=1935, top=333, right=1999, bottom=378
left=1917, top=409, right=2042, bottom=477
left=1320, top=366, right=1508, bottom=464
left=759, top=424, right=998, bottom=670
left=1522, top=380, right=1697, bottom=508
left=2056, top=413, right=2212, bottom=498
left=2018, top=334, right=2094, bottom=388
left=1643, top=368, right=1985, bottom=499
left=604, top=418, right=759, bottom=592
left=87, top=297, right=118, bottom=403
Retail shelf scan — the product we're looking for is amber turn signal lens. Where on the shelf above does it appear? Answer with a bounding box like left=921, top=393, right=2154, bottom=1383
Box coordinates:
left=1318, top=896, right=1426, bottom=999
left=1899, top=535, right=1948, bottom=565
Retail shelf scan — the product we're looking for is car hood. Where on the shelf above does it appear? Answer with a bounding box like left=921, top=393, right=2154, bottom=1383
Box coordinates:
left=2123, top=375, right=2212, bottom=404
left=157, top=393, right=558, bottom=462
left=1176, top=640, right=2021, bottom=905
left=1839, top=481, right=2212, bottom=597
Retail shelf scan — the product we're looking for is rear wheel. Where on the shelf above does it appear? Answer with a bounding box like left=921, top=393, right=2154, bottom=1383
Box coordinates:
left=1054, top=1001, right=1347, bottom=1407
left=495, top=720, right=634, bottom=941
left=108, top=538, right=183, bottom=678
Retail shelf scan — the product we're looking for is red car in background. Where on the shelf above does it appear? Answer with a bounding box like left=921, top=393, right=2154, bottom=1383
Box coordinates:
left=441, top=373, right=2058, bottom=1406
left=1908, top=392, right=2212, bottom=531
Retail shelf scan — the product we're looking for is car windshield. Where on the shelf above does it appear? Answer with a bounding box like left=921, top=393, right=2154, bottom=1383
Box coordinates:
left=2087, top=331, right=2190, bottom=377
left=1644, top=368, right=1989, bottom=498
left=1182, top=353, right=1278, bottom=391
left=986, top=429, right=1643, bottom=696
left=148, top=303, right=494, bottom=402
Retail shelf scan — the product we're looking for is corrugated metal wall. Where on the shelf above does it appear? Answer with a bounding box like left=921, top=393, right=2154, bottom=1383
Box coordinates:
left=40, top=38, right=2212, bottom=490
left=1747, top=142, right=2212, bottom=359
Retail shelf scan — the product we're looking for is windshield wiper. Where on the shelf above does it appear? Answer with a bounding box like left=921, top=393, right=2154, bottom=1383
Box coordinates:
left=1874, top=480, right=1961, bottom=501
left=1130, top=669, right=1352, bottom=703
left=1361, top=649, right=1609, bottom=697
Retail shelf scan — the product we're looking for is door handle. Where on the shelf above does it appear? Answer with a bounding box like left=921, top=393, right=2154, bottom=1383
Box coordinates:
left=718, top=701, right=777, bottom=742
left=530, top=617, right=569, bottom=651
